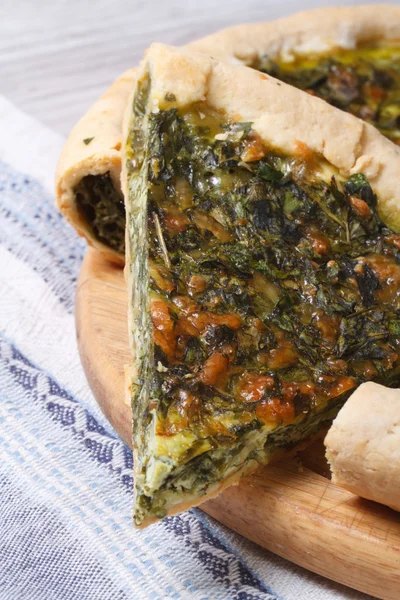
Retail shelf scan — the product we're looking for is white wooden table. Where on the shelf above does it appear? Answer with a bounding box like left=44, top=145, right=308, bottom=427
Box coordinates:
left=0, top=0, right=385, bottom=136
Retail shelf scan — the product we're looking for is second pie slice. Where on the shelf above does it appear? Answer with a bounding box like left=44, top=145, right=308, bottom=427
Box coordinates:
left=122, top=43, right=400, bottom=527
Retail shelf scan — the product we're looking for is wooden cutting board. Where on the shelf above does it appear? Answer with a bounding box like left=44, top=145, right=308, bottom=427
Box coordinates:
left=76, top=248, right=400, bottom=599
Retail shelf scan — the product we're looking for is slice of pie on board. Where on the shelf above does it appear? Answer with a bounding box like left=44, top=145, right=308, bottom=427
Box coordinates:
left=122, top=43, right=400, bottom=527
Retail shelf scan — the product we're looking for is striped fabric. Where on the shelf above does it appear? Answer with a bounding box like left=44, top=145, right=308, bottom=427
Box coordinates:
left=0, top=95, right=374, bottom=600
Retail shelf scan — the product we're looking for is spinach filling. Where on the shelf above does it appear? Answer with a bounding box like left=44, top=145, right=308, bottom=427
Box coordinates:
left=127, top=90, right=400, bottom=524
left=255, top=44, right=400, bottom=144
left=74, top=172, right=125, bottom=254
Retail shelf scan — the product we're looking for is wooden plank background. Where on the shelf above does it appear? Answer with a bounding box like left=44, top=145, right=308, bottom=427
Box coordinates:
left=0, top=0, right=389, bottom=136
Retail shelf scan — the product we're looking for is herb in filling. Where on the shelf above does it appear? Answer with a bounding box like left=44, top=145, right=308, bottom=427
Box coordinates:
left=255, top=44, right=400, bottom=145
left=74, top=172, right=125, bottom=254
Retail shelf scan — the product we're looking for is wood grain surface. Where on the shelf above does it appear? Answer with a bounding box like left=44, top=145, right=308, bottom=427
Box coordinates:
left=1, top=0, right=382, bottom=136
left=76, top=248, right=400, bottom=600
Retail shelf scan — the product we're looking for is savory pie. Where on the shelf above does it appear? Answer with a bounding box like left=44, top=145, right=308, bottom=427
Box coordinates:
left=56, top=5, right=400, bottom=263
left=122, top=43, right=400, bottom=526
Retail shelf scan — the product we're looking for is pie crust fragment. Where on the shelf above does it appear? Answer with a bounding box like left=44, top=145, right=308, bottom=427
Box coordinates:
left=325, top=382, right=400, bottom=512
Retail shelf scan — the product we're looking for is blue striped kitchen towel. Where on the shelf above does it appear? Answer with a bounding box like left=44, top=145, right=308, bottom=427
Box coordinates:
left=0, top=95, right=375, bottom=600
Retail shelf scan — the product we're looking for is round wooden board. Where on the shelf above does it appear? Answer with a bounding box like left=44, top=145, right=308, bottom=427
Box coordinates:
left=76, top=248, right=400, bottom=599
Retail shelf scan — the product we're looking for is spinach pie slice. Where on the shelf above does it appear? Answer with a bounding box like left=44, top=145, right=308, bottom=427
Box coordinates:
left=123, top=43, right=400, bottom=527
left=57, top=5, right=400, bottom=262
